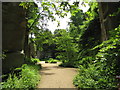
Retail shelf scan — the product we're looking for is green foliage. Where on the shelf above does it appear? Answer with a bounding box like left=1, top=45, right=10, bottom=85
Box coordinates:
left=31, top=58, right=40, bottom=63
left=54, top=29, right=78, bottom=67
left=85, top=2, right=98, bottom=21
left=79, top=18, right=101, bottom=50
left=1, top=52, right=6, bottom=59
left=74, top=25, right=120, bottom=89
left=77, top=2, right=100, bottom=51
left=18, top=2, right=120, bottom=89
left=74, top=63, right=116, bottom=89
left=19, top=2, right=60, bottom=59
left=25, top=57, right=40, bottom=65
left=47, top=58, right=60, bottom=63
left=109, top=8, right=120, bottom=16
left=2, top=64, right=40, bottom=89
left=33, top=30, right=54, bottom=51
left=20, top=2, right=39, bottom=30
left=72, top=1, right=120, bottom=89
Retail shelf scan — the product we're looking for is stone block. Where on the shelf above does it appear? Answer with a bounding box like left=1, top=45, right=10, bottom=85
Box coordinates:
left=2, top=2, right=26, bottom=51
left=2, top=52, right=24, bottom=74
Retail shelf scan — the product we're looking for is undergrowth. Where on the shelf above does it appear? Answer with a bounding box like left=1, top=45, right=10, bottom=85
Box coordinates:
left=73, top=25, right=120, bottom=89
left=1, top=64, right=40, bottom=89
left=45, top=58, right=60, bottom=63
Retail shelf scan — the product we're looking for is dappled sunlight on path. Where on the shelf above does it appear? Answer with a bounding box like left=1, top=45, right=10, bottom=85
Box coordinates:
left=37, top=62, right=77, bottom=88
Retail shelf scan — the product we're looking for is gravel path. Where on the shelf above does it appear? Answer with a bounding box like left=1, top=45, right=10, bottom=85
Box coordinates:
left=37, top=62, right=77, bottom=88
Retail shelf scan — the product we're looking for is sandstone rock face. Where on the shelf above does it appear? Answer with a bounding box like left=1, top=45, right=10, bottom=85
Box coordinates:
left=2, top=2, right=26, bottom=51
left=2, top=2, right=26, bottom=73
left=2, top=52, right=24, bottom=73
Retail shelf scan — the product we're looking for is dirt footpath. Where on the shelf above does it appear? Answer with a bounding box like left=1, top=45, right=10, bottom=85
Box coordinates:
left=37, top=62, right=77, bottom=88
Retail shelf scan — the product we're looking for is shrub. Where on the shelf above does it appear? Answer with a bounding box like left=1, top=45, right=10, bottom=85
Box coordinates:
left=25, top=58, right=40, bottom=64
left=31, top=58, right=40, bottom=64
left=73, top=25, right=120, bottom=89
left=73, top=62, right=116, bottom=89
left=59, top=60, right=77, bottom=68
left=47, top=58, right=59, bottom=63
left=1, top=64, right=40, bottom=89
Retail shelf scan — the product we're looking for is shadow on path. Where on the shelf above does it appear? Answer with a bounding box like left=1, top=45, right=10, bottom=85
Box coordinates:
left=37, top=63, right=77, bottom=88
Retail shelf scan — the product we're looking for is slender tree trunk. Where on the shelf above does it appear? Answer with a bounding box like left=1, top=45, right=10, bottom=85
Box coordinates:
left=66, top=42, right=69, bottom=62
left=24, top=29, right=30, bottom=58
left=98, top=2, right=108, bottom=41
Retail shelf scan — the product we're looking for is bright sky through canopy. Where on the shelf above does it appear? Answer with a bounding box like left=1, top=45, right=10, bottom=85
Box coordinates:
left=34, top=0, right=90, bottom=33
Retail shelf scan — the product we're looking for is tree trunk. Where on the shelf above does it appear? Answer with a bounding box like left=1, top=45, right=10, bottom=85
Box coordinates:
left=98, top=2, right=108, bottom=41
